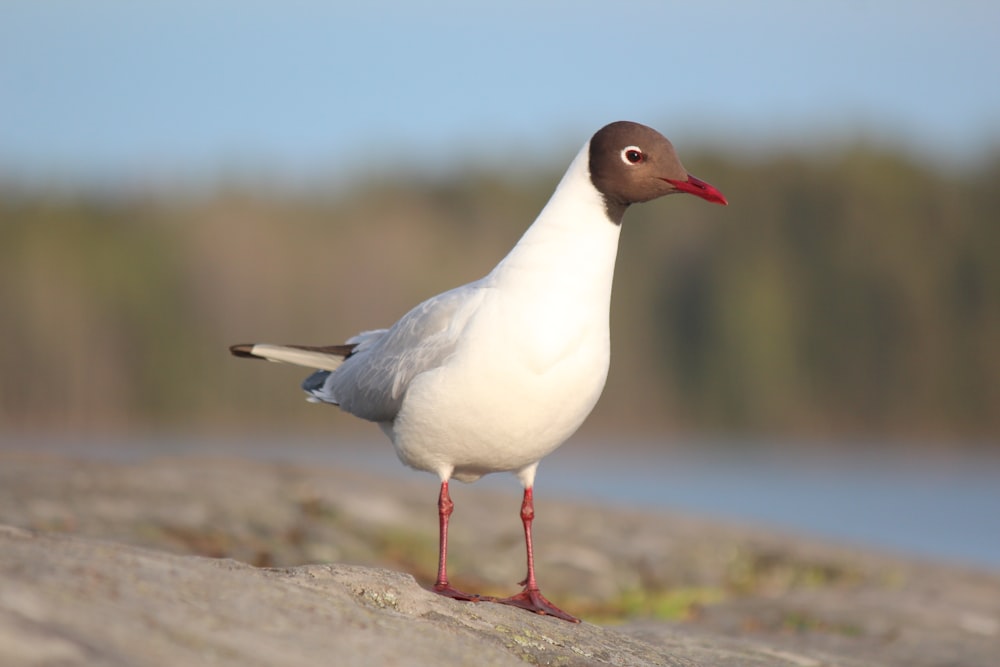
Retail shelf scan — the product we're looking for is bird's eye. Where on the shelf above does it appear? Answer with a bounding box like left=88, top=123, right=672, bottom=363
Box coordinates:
left=621, top=146, right=644, bottom=165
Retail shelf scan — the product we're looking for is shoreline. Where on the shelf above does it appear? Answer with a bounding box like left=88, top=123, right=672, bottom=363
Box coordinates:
left=4, top=433, right=1000, bottom=572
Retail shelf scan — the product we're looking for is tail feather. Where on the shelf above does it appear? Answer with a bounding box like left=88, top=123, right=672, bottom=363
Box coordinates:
left=228, top=343, right=356, bottom=371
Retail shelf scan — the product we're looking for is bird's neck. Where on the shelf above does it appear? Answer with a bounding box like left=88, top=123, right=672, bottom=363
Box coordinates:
left=488, top=142, right=622, bottom=303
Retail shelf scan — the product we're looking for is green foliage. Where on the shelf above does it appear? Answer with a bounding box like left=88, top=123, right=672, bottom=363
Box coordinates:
left=649, top=147, right=1000, bottom=437
left=587, top=586, right=725, bottom=623
left=1, top=144, right=997, bottom=443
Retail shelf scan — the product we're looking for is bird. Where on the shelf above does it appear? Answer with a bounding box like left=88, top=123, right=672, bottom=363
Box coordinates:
left=230, top=121, right=727, bottom=622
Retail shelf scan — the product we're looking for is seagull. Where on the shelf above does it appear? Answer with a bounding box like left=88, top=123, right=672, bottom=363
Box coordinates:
left=230, top=121, right=727, bottom=622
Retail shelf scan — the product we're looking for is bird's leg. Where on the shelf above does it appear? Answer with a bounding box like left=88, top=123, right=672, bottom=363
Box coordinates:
left=496, top=487, right=580, bottom=622
left=431, top=479, right=483, bottom=601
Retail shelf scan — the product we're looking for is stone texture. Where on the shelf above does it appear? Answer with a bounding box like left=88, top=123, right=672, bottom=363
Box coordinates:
left=1, top=525, right=876, bottom=667
left=1, top=452, right=998, bottom=666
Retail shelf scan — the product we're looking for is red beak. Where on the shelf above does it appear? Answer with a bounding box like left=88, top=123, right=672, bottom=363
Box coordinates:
left=663, top=174, right=728, bottom=206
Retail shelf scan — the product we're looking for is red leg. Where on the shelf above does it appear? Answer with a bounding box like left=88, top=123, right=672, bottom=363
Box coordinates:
left=496, top=487, right=580, bottom=623
left=431, top=480, right=482, bottom=601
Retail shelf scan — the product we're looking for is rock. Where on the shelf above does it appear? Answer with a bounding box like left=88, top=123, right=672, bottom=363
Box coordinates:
left=0, top=452, right=998, bottom=666
left=1, top=524, right=875, bottom=667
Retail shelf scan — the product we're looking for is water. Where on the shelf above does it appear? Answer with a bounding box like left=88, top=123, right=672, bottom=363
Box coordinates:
left=6, top=434, right=1000, bottom=572
left=541, top=442, right=1000, bottom=571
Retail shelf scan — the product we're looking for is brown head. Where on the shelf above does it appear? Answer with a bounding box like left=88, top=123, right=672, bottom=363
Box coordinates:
left=588, top=120, right=727, bottom=223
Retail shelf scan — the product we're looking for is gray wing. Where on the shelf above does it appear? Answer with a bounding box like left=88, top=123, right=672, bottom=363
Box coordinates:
left=304, top=282, right=485, bottom=423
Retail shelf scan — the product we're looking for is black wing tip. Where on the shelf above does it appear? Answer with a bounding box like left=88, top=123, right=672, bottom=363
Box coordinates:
left=229, top=343, right=259, bottom=359
left=229, top=342, right=358, bottom=362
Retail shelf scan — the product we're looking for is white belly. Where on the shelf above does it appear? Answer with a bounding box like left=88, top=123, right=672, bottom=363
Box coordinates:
left=381, top=183, right=621, bottom=483
left=385, top=304, right=610, bottom=482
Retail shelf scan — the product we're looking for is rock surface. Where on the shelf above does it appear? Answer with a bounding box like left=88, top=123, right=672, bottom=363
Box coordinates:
left=1, top=451, right=998, bottom=666
left=1, top=525, right=868, bottom=667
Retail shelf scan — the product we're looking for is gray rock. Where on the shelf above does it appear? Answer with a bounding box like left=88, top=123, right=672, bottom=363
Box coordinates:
left=1, top=453, right=998, bottom=666
left=1, top=525, right=864, bottom=667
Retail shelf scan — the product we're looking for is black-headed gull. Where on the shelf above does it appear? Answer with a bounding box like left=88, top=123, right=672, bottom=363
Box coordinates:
left=231, top=121, right=727, bottom=622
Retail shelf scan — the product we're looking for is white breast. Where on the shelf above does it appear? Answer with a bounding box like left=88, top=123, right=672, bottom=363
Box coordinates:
left=385, top=141, right=623, bottom=482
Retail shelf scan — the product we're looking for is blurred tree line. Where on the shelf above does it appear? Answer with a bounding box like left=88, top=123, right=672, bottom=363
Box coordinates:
left=1, top=143, right=997, bottom=447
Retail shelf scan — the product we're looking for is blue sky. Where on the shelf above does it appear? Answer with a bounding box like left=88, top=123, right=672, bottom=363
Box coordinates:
left=2, top=1, right=998, bottom=187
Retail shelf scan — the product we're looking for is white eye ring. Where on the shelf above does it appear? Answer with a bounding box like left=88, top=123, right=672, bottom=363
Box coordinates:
left=621, top=146, right=644, bottom=165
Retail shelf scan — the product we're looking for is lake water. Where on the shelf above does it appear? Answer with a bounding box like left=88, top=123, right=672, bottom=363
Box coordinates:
left=6, top=434, right=1000, bottom=572
left=542, top=441, right=1000, bottom=572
